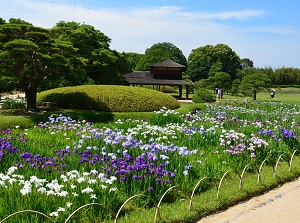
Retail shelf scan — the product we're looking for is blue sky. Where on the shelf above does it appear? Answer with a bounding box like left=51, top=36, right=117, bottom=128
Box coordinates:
left=0, top=0, right=299, bottom=68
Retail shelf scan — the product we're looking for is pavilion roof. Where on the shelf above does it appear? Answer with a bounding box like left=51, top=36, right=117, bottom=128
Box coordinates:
left=124, top=71, right=193, bottom=86
left=149, top=59, right=186, bottom=68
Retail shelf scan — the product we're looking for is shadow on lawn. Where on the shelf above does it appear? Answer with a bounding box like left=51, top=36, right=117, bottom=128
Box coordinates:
left=0, top=107, right=115, bottom=126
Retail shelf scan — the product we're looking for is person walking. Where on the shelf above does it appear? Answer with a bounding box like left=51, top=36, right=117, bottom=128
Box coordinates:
left=270, top=89, right=275, bottom=98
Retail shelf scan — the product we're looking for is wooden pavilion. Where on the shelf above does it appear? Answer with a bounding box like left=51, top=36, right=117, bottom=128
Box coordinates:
left=124, top=59, right=193, bottom=99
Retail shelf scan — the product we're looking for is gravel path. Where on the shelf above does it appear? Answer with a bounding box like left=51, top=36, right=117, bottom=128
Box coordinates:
left=197, top=177, right=300, bottom=223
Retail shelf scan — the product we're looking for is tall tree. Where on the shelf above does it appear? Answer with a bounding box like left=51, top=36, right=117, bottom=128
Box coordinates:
left=50, top=21, right=129, bottom=85
left=0, top=20, right=76, bottom=109
left=187, top=44, right=242, bottom=81
left=123, top=52, right=143, bottom=71
left=212, top=72, right=232, bottom=93
left=135, top=42, right=187, bottom=71
left=239, top=73, right=271, bottom=101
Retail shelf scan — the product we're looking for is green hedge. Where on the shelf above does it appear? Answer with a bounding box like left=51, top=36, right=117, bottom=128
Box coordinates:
left=37, top=85, right=180, bottom=112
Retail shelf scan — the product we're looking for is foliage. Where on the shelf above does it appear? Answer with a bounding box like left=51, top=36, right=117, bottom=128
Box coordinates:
left=0, top=75, right=18, bottom=92
left=36, top=85, right=180, bottom=112
left=148, top=107, right=184, bottom=126
left=187, top=44, right=242, bottom=81
left=237, top=66, right=300, bottom=86
left=0, top=98, right=26, bottom=109
left=239, top=73, right=271, bottom=100
left=231, top=79, right=241, bottom=95
left=192, top=88, right=216, bottom=103
left=123, top=52, right=143, bottom=71
left=210, top=71, right=232, bottom=92
left=159, top=86, right=178, bottom=93
left=135, top=42, right=187, bottom=71
left=240, top=58, right=254, bottom=68
left=49, top=21, right=130, bottom=86
left=0, top=21, right=76, bottom=109
left=194, top=79, right=212, bottom=91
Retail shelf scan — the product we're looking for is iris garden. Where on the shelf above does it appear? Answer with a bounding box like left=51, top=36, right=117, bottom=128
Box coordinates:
left=0, top=100, right=299, bottom=222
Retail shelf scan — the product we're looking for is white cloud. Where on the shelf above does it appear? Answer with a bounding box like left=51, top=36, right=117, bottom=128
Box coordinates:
left=206, top=10, right=266, bottom=21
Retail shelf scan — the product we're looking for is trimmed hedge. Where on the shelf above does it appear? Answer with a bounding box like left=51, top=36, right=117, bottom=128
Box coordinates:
left=36, top=85, right=180, bottom=112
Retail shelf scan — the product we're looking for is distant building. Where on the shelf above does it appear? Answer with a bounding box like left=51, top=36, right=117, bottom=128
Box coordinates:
left=124, top=59, right=193, bottom=99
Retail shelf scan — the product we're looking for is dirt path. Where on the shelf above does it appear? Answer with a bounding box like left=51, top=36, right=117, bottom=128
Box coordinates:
left=197, top=177, right=300, bottom=223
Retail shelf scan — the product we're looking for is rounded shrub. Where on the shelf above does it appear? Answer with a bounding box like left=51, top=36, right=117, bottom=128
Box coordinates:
left=37, top=85, right=180, bottom=112
left=192, top=88, right=216, bottom=103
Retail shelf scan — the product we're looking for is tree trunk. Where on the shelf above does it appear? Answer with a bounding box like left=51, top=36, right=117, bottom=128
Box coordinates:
left=24, top=84, right=37, bottom=109
left=253, top=89, right=257, bottom=101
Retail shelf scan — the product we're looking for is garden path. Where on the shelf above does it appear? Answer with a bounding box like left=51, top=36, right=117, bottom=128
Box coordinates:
left=197, top=177, right=300, bottom=223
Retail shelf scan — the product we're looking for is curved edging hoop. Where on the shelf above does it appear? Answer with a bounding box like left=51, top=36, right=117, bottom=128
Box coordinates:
left=64, top=203, right=116, bottom=223
left=239, top=163, right=251, bottom=190
left=189, top=177, right=213, bottom=211
left=289, top=149, right=299, bottom=171
left=154, top=185, right=178, bottom=223
left=274, top=153, right=285, bottom=178
left=217, top=169, right=234, bottom=199
left=258, top=159, right=268, bottom=184
left=0, top=210, right=55, bottom=223
left=114, top=194, right=157, bottom=223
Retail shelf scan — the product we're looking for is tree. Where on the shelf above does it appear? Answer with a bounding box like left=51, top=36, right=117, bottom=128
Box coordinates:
left=240, top=58, right=254, bottom=68
left=231, top=79, right=241, bottom=95
left=239, top=73, right=271, bottom=101
left=212, top=72, right=232, bottom=93
left=194, top=79, right=213, bottom=91
left=236, top=67, right=259, bottom=79
left=0, top=18, right=6, bottom=25
left=50, top=21, right=129, bottom=85
left=135, top=42, right=187, bottom=71
left=0, top=76, right=18, bottom=92
left=208, top=62, right=222, bottom=76
left=123, top=52, right=143, bottom=71
left=187, top=44, right=242, bottom=81
left=0, top=21, right=76, bottom=109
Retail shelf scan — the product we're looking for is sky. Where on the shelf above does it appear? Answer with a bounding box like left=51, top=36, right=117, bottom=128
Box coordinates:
left=0, top=0, right=299, bottom=68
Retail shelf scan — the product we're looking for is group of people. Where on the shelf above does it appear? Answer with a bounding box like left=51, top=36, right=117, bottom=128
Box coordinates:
left=214, top=88, right=223, bottom=99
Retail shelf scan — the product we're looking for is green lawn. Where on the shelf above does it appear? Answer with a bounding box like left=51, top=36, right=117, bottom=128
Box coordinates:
left=257, top=88, right=300, bottom=104
left=217, top=87, right=300, bottom=105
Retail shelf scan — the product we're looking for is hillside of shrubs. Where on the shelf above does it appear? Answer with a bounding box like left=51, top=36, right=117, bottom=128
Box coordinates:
left=37, top=85, right=180, bottom=112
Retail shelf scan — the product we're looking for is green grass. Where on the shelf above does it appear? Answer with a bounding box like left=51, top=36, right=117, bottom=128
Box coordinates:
left=214, top=87, right=300, bottom=105
left=257, top=88, right=300, bottom=104
left=0, top=103, right=207, bottom=130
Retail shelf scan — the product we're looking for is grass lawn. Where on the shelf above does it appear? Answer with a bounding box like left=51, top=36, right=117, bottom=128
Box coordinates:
left=257, top=87, right=300, bottom=104
left=217, top=87, right=300, bottom=105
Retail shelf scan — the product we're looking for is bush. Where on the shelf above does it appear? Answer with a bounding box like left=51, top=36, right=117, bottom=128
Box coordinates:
left=192, top=88, right=216, bottom=103
left=37, top=85, right=180, bottom=112
left=148, top=107, right=184, bottom=126
left=0, top=98, right=26, bottom=109
left=160, top=86, right=178, bottom=93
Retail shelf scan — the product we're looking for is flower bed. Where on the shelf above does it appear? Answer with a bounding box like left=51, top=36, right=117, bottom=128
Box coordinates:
left=0, top=101, right=299, bottom=222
